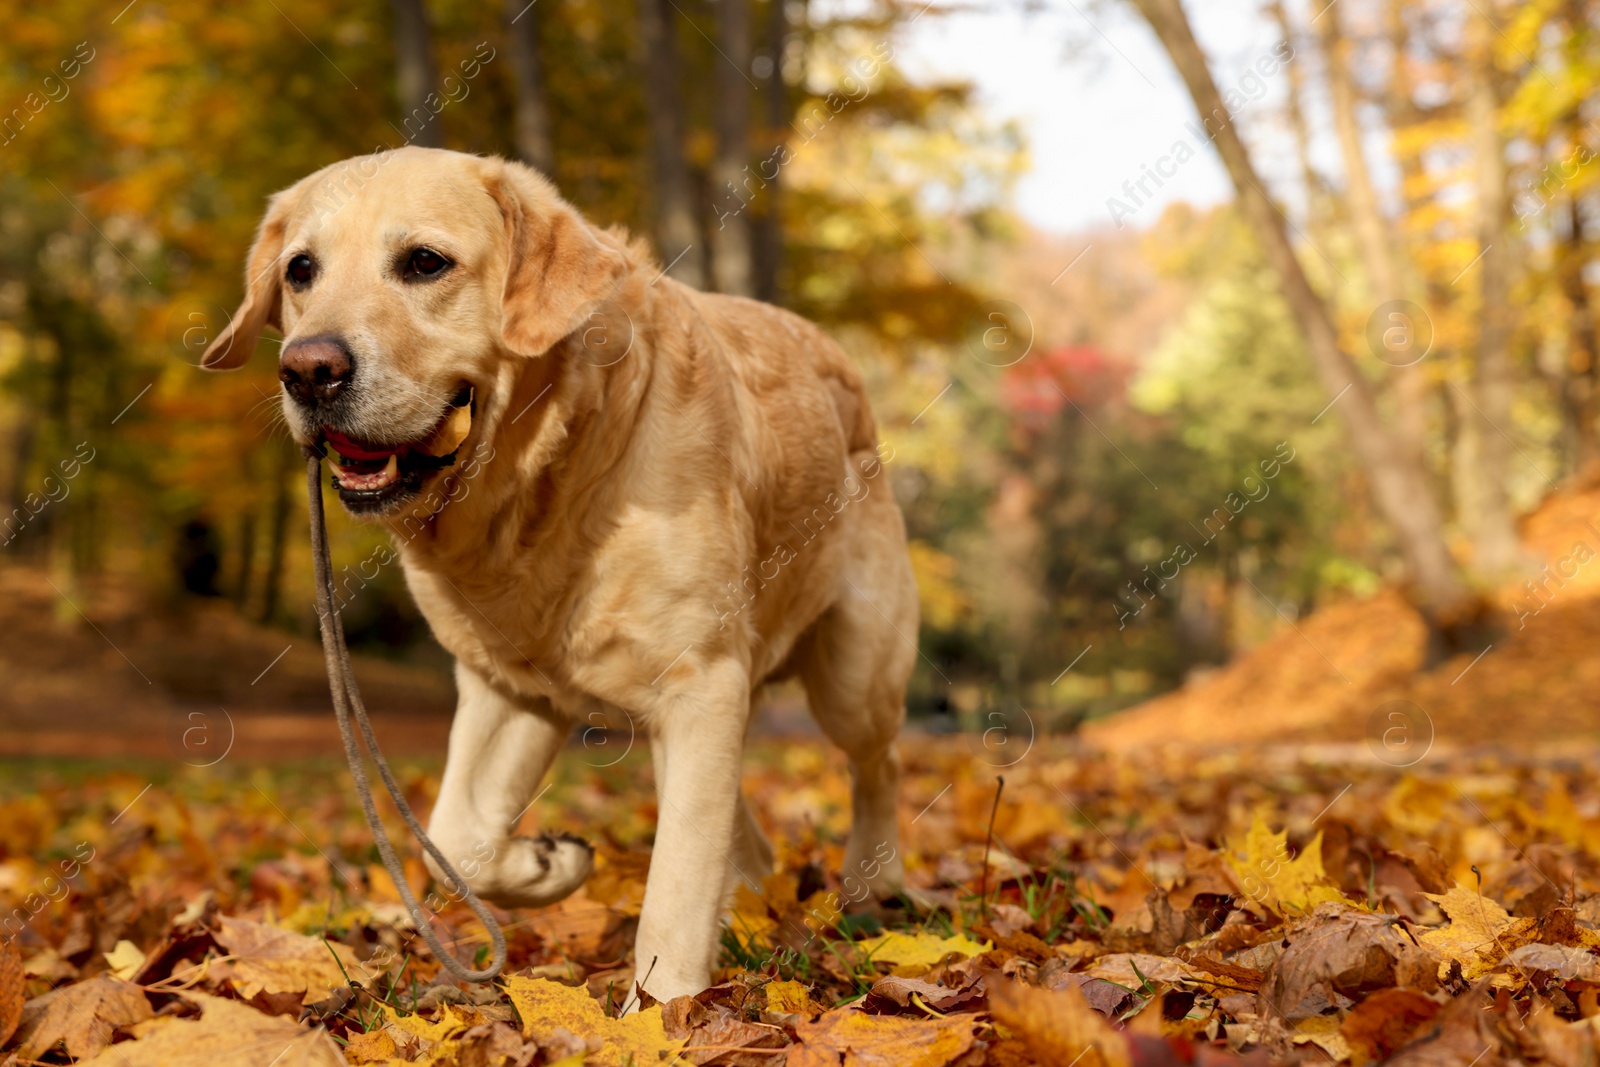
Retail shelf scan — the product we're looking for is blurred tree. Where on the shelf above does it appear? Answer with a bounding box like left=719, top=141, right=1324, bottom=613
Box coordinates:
left=710, top=0, right=756, bottom=295
left=504, top=0, right=554, bottom=173
left=1131, top=0, right=1476, bottom=655
left=393, top=0, right=444, bottom=147
left=635, top=0, right=707, bottom=286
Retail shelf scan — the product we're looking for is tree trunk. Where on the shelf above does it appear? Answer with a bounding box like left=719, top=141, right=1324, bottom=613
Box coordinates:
left=258, top=441, right=294, bottom=625
left=635, top=0, right=707, bottom=288
left=391, top=0, right=442, bottom=147
left=1263, top=1, right=1321, bottom=223
left=1557, top=120, right=1599, bottom=471
left=1131, top=0, right=1475, bottom=634
left=233, top=509, right=256, bottom=608
left=710, top=0, right=756, bottom=296
left=1462, top=7, right=1524, bottom=574
left=505, top=0, right=555, bottom=174
left=1316, top=2, right=1430, bottom=479
left=752, top=0, right=790, bottom=302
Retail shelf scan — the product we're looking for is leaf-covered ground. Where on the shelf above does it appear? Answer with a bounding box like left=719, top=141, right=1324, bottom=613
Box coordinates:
left=4, top=737, right=1600, bottom=1065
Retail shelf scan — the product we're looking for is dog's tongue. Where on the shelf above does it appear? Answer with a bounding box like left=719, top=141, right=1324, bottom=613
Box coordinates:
left=323, top=428, right=404, bottom=462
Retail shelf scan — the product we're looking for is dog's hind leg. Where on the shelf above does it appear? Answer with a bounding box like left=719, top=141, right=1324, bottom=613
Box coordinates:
left=424, top=663, right=593, bottom=909
left=796, top=485, right=918, bottom=903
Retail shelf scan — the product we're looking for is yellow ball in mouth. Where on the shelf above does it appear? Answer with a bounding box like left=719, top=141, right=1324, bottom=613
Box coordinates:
left=417, top=400, right=473, bottom=457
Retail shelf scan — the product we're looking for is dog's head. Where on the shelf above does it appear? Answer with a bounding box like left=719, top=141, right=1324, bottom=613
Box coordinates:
left=203, top=147, right=627, bottom=516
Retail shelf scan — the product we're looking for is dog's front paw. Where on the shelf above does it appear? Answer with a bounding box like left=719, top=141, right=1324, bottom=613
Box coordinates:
left=427, top=832, right=594, bottom=909
left=491, top=832, right=595, bottom=908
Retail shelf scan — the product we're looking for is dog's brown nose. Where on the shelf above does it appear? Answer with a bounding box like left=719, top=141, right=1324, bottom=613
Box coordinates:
left=279, top=337, right=354, bottom=405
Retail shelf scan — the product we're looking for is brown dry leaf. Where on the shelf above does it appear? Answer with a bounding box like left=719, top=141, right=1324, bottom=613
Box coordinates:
left=211, top=915, right=374, bottom=1004
left=1085, top=952, right=1191, bottom=988
left=14, top=972, right=153, bottom=1060
left=988, top=978, right=1130, bottom=1067
left=788, top=1007, right=974, bottom=1067
left=0, top=933, right=23, bottom=1047
left=1262, top=903, right=1413, bottom=1017
left=1384, top=986, right=1501, bottom=1067
left=524, top=897, right=623, bottom=959
left=865, top=974, right=983, bottom=1013
left=1176, top=951, right=1265, bottom=994
left=503, top=975, right=685, bottom=1067
left=73, top=991, right=344, bottom=1066
left=664, top=995, right=789, bottom=1066
left=453, top=1021, right=540, bottom=1066
left=1341, top=988, right=1442, bottom=1067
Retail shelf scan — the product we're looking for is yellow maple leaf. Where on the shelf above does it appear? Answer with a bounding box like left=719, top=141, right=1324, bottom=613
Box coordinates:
left=853, top=931, right=992, bottom=976
left=766, top=978, right=816, bottom=1017
left=728, top=881, right=777, bottom=949
left=382, top=1002, right=473, bottom=1044
left=1293, top=1015, right=1351, bottom=1061
left=1421, top=881, right=1531, bottom=980
left=103, top=940, right=146, bottom=981
left=503, top=976, right=685, bottom=1067
left=1225, top=814, right=1347, bottom=916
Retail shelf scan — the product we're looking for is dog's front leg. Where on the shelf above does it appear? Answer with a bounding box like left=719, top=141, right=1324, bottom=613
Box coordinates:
left=424, top=663, right=593, bottom=909
left=632, top=660, right=753, bottom=1003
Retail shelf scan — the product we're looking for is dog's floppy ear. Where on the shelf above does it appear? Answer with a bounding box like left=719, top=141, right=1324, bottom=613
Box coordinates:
left=490, top=160, right=628, bottom=356
left=201, top=190, right=295, bottom=370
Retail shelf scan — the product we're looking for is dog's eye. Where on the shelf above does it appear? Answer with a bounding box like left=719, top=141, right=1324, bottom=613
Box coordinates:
left=404, top=247, right=452, bottom=281
left=285, top=254, right=316, bottom=288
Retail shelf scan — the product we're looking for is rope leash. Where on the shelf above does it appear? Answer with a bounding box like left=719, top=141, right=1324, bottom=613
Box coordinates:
left=305, top=447, right=507, bottom=983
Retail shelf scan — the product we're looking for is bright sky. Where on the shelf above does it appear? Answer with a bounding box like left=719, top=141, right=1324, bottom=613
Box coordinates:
left=900, top=1, right=1330, bottom=235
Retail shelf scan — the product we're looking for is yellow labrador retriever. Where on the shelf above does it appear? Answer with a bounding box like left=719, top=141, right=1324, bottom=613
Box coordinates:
left=203, top=146, right=917, bottom=1001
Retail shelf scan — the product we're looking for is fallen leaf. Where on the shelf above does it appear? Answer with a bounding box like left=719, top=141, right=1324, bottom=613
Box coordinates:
left=1262, top=904, right=1414, bottom=1017
left=72, top=992, right=344, bottom=1066
left=0, top=934, right=22, bottom=1046
left=1500, top=942, right=1600, bottom=982
left=789, top=1006, right=973, bottom=1067
left=664, top=994, right=789, bottom=1066
left=1422, top=882, right=1531, bottom=981
left=342, top=1026, right=399, bottom=1064
left=865, top=974, right=983, bottom=1013
left=104, top=938, right=146, bottom=980
left=853, top=931, right=992, bottom=975
left=988, top=979, right=1128, bottom=1067
left=1086, top=952, right=1191, bottom=988
left=383, top=1000, right=475, bottom=1043
left=503, top=975, right=686, bottom=1067
left=1225, top=814, right=1348, bottom=917
left=211, top=915, right=373, bottom=1004
left=1341, top=988, right=1441, bottom=1067
left=766, top=978, right=816, bottom=1018
left=15, top=973, right=153, bottom=1060
left=1293, top=1014, right=1352, bottom=1061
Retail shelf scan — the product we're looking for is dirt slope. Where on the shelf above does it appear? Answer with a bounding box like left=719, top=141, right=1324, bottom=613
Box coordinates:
left=1087, top=482, right=1600, bottom=752
left=0, top=566, right=454, bottom=759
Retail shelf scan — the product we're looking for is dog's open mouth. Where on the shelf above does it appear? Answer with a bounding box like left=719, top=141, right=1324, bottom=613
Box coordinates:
left=321, top=386, right=474, bottom=512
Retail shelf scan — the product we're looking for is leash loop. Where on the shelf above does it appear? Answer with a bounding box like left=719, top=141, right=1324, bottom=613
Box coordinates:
left=305, top=448, right=507, bottom=983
